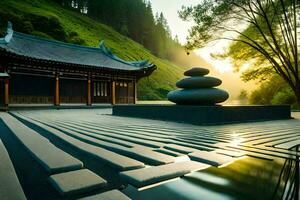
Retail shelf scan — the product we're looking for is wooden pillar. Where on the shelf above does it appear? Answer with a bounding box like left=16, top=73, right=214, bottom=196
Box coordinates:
left=127, top=82, right=130, bottom=104
left=4, top=79, right=9, bottom=109
left=111, top=80, right=116, bottom=105
left=87, top=78, right=92, bottom=106
left=133, top=80, right=137, bottom=104
left=54, top=75, right=60, bottom=106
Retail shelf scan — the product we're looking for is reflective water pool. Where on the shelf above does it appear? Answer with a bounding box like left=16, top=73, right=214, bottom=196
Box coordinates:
left=124, top=156, right=293, bottom=200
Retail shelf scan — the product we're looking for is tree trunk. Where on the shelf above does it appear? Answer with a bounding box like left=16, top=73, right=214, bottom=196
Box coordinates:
left=295, top=84, right=300, bottom=106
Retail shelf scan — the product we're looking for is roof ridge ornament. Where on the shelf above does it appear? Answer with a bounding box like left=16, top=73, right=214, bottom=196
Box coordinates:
left=99, top=40, right=150, bottom=68
left=0, top=21, right=14, bottom=44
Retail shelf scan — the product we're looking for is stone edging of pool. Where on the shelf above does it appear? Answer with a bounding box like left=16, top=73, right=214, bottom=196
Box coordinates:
left=112, top=104, right=291, bottom=125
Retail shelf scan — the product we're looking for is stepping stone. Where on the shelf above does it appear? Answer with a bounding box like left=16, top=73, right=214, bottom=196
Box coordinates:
left=214, top=149, right=245, bottom=158
left=0, top=140, right=27, bottom=200
left=164, top=144, right=196, bottom=154
left=79, top=189, right=131, bottom=200
left=1, top=114, right=83, bottom=174
left=275, top=139, right=300, bottom=150
left=68, top=123, right=166, bottom=148
left=52, top=123, right=174, bottom=165
left=13, top=113, right=144, bottom=171
left=189, top=151, right=235, bottom=167
left=154, top=148, right=184, bottom=157
left=49, top=169, right=107, bottom=196
left=120, top=161, right=209, bottom=188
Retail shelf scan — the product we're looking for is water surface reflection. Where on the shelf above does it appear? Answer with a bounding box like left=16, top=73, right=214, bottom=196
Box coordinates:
left=125, top=157, right=291, bottom=200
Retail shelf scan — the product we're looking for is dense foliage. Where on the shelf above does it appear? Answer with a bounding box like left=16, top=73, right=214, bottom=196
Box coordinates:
left=249, top=75, right=297, bottom=107
left=52, top=0, right=183, bottom=61
left=180, top=0, right=300, bottom=106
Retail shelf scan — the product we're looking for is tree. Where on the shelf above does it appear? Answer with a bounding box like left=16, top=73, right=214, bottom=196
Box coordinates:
left=179, top=0, right=300, bottom=105
left=56, top=0, right=192, bottom=66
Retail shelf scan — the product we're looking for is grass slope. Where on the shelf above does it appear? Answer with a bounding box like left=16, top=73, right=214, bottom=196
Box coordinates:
left=0, top=0, right=187, bottom=100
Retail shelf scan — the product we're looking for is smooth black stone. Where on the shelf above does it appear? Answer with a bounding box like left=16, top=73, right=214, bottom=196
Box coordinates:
left=167, top=89, right=229, bottom=105
left=184, top=68, right=209, bottom=77
left=176, top=76, right=222, bottom=89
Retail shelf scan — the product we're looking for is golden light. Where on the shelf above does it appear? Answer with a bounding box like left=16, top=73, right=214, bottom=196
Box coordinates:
left=230, top=138, right=244, bottom=147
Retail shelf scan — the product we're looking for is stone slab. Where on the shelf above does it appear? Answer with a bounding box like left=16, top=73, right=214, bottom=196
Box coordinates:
left=60, top=122, right=165, bottom=148
left=120, top=161, right=209, bottom=188
left=214, top=149, right=245, bottom=158
left=13, top=113, right=145, bottom=171
left=163, top=144, right=196, bottom=154
left=113, top=105, right=291, bottom=125
left=49, top=169, right=107, bottom=196
left=189, top=151, right=235, bottom=167
left=79, top=189, right=131, bottom=200
left=48, top=123, right=174, bottom=165
left=0, top=140, right=27, bottom=200
left=1, top=114, right=83, bottom=174
left=154, top=148, right=184, bottom=157
left=275, top=139, right=300, bottom=150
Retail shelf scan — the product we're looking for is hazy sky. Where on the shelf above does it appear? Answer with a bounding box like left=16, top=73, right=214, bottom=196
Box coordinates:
left=150, top=0, right=199, bottom=44
left=150, top=0, right=235, bottom=72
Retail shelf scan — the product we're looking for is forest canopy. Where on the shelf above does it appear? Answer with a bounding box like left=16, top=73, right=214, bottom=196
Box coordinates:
left=52, top=0, right=183, bottom=61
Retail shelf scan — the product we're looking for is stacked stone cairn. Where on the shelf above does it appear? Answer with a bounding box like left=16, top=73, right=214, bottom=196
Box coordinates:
left=167, top=67, right=229, bottom=105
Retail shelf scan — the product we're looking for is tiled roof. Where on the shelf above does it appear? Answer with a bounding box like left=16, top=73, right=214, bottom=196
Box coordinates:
left=0, top=22, right=155, bottom=72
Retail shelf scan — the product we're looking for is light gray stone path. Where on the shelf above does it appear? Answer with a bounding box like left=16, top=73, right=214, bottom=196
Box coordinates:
left=154, top=148, right=184, bottom=157
left=41, top=122, right=175, bottom=165
left=82, top=122, right=177, bottom=139
left=163, top=144, right=196, bottom=154
left=79, top=189, right=131, bottom=200
left=65, top=122, right=168, bottom=147
left=0, top=140, right=27, bottom=200
left=13, top=113, right=145, bottom=171
left=120, top=161, right=209, bottom=188
left=189, top=151, right=235, bottom=167
left=275, top=139, right=300, bottom=150
left=263, top=136, right=300, bottom=147
left=226, top=144, right=296, bottom=159
left=213, top=149, right=245, bottom=157
left=241, top=144, right=300, bottom=157
left=56, top=122, right=136, bottom=148
left=54, top=121, right=162, bottom=149
left=49, top=169, right=107, bottom=196
left=244, top=131, right=300, bottom=145
left=6, top=109, right=300, bottom=197
left=1, top=114, right=83, bottom=174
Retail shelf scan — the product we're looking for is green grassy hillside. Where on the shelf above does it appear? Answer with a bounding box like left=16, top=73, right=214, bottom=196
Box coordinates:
left=0, top=0, right=189, bottom=100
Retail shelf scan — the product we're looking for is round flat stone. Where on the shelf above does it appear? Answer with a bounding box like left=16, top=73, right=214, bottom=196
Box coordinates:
left=167, top=89, right=229, bottom=105
left=184, top=68, right=209, bottom=77
left=176, top=77, right=222, bottom=89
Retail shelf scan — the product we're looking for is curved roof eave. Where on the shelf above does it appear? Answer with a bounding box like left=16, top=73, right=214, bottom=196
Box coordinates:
left=0, top=21, right=156, bottom=73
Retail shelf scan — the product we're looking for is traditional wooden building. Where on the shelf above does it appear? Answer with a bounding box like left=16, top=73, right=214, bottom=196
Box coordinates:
left=0, top=22, right=156, bottom=110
